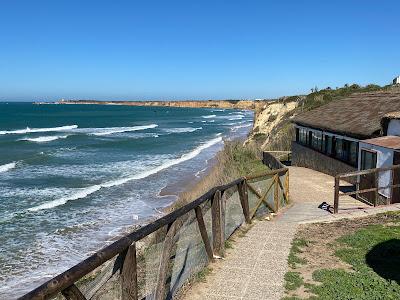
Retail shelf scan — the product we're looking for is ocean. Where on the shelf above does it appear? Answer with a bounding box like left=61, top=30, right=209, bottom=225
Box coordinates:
left=0, top=102, right=253, bottom=298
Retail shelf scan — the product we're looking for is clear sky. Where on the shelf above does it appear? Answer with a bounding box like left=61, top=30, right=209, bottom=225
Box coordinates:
left=1, top=0, right=399, bottom=101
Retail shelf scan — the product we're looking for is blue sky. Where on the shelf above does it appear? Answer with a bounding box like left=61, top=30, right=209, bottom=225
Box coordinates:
left=1, top=0, right=399, bottom=101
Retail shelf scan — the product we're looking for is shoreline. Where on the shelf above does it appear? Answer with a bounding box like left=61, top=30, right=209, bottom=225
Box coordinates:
left=39, top=99, right=273, bottom=111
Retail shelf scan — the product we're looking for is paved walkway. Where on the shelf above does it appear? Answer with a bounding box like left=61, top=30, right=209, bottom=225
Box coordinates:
left=182, top=167, right=400, bottom=300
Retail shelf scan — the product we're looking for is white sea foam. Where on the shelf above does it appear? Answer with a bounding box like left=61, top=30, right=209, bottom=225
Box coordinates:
left=231, top=124, right=252, bottom=132
left=89, top=124, right=158, bottom=136
left=228, top=115, right=244, bottom=121
left=0, top=125, right=78, bottom=135
left=0, top=162, right=17, bottom=173
left=20, top=135, right=69, bottom=143
left=195, top=167, right=208, bottom=178
left=202, top=114, right=216, bottom=119
left=27, top=137, right=223, bottom=212
left=165, top=127, right=202, bottom=134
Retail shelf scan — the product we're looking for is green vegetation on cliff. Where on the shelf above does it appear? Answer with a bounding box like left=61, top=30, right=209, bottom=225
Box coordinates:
left=253, top=83, right=388, bottom=151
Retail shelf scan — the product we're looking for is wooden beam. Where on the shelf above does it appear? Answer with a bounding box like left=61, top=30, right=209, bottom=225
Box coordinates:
left=245, top=167, right=288, bottom=180
left=338, top=164, right=400, bottom=179
left=274, top=174, right=279, bottom=212
left=247, top=182, right=263, bottom=199
left=284, top=170, right=290, bottom=204
left=211, top=190, right=224, bottom=257
left=249, top=181, right=275, bottom=219
left=154, top=222, right=178, bottom=300
left=374, top=171, right=379, bottom=207
left=121, top=243, right=138, bottom=300
left=238, top=181, right=251, bottom=224
left=338, top=183, right=400, bottom=197
left=334, top=176, right=339, bottom=214
left=194, top=206, right=214, bottom=261
left=277, top=175, right=288, bottom=204
left=61, top=284, right=86, bottom=300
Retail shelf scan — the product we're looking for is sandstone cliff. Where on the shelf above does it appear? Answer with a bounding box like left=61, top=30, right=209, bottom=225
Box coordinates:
left=57, top=99, right=268, bottom=110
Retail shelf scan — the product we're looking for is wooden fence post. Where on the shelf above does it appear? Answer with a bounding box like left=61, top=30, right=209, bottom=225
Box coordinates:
left=238, top=181, right=251, bottom=224
left=61, top=284, right=86, bottom=300
left=285, top=170, right=289, bottom=204
left=211, top=190, right=224, bottom=257
left=374, top=170, right=379, bottom=207
left=121, top=243, right=138, bottom=300
left=389, top=169, right=394, bottom=205
left=154, top=222, right=178, bottom=300
left=194, top=206, right=214, bottom=261
left=274, top=174, right=279, bottom=212
left=334, top=176, right=339, bottom=214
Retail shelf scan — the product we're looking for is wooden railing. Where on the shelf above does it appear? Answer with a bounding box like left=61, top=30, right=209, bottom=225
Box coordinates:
left=20, top=164, right=289, bottom=300
left=262, top=151, right=291, bottom=169
left=334, top=164, right=400, bottom=214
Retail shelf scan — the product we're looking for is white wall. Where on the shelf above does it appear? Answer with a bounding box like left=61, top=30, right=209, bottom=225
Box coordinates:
left=358, top=142, right=394, bottom=198
left=387, top=120, right=400, bottom=136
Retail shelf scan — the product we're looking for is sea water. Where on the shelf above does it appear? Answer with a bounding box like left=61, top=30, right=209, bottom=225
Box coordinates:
left=0, top=102, right=253, bottom=297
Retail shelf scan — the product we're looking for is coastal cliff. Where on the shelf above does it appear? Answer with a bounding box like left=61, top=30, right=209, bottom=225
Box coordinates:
left=56, top=99, right=265, bottom=110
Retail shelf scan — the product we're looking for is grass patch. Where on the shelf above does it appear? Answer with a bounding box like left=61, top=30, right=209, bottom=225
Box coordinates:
left=195, top=266, right=213, bottom=283
left=283, top=211, right=400, bottom=299
left=288, top=238, right=308, bottom=268
left=224, top=239, right=234, bottom=249
left=284, top=272, right=304, bottom=291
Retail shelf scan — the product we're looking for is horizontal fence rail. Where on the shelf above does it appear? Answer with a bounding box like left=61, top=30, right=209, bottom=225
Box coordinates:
left=19, top=155, right=289, bottom=300
left=334, top=164, right=400, bottom=214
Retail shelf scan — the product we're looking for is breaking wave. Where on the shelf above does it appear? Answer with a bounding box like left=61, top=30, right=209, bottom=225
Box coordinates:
left=20, top=135, right=69, bottom=143
left=0, top=125, right=78, bottom=135
left=0, top=162, right=17, bottom=173
left=165, top=127, right=202, bottom=134
left=27, top=137, right=223, bottom=212
left=202, top=114, right=216, bottom=119
left=89, top=124, right=158, bottom=136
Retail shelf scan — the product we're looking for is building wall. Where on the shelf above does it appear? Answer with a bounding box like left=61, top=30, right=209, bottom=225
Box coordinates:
left=358, top=142, right=394, bottom=198
left=387, top=120, right=400, bottom=136
left=292, top=141, right=357, bottom=181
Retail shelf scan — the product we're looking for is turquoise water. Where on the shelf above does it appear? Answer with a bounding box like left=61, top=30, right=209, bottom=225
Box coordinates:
left=0, top=102, right=253, bottom=297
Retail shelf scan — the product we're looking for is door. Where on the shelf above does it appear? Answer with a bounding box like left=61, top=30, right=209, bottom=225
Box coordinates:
left=359, top=149, right=377, bottom=204
left=392, top=152, right=400, bottom=203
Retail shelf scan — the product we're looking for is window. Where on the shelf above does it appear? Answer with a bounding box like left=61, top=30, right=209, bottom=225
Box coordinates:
left=297, top=128, right=309, bottom=145
left=334, top=138, right=359, bottom=167
left=311, top=131, right=323, bottom=151
left=325, top=135, right=333, bottom=156
left=361, top=150, right=377, bottom=170
left=349, top=141, right=358, bottom=166
left=335, top=138, right=344, bottom=160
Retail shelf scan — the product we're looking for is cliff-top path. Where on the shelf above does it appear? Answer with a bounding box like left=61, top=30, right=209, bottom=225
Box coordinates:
left=181, top=166, right=400, bottom=300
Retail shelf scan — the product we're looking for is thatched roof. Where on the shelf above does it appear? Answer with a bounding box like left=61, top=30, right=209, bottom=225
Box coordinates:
left=292, top=89, right=400, bottom=139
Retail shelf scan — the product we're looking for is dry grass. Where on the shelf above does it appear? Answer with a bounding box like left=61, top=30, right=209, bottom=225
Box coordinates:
left=175, top=140, right=267, bottom=208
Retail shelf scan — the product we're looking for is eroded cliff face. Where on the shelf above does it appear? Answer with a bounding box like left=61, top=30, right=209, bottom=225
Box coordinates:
left=57, top=99, right=266, bottom=110
left=247, top=100, right=298, bottom=149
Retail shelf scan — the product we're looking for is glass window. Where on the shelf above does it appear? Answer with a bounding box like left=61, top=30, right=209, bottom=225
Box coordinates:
left=311, top=131, right=323, bottom=151
left=349, top=141, right=358, bottom=166
left=335, top=138, right=344, bottom=160
left=325, top=135, right=333, bottom=155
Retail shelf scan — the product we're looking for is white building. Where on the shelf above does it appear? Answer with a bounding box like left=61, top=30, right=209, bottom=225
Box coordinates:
left=393, top=76, right=400, bottom=85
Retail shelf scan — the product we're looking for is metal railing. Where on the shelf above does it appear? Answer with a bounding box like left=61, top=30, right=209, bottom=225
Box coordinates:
left=19, top=159, right=289, bottom=300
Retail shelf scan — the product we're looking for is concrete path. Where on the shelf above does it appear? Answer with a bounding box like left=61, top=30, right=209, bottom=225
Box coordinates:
left=181, top=166, right=399, bottom=300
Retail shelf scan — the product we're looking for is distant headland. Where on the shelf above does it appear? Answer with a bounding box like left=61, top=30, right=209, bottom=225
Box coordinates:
left=43, top=99, right=272, bottom=110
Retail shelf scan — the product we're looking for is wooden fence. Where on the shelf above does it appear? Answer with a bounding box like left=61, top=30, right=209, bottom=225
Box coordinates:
left=20, top=162, right=289, bottom=300
left=334, top=164, right=400, bottom=214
